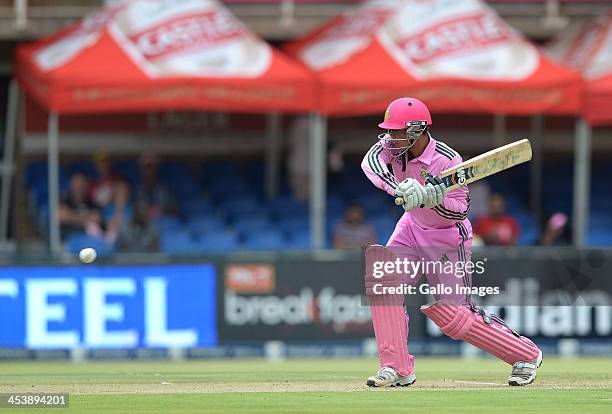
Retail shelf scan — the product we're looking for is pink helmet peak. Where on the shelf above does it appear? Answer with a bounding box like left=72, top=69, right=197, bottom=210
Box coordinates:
left=378, top=97, right=432, bottom=130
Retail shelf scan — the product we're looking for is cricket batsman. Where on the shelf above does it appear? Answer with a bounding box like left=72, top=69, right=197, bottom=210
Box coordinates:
left=362, top=97, right=542, bottom=387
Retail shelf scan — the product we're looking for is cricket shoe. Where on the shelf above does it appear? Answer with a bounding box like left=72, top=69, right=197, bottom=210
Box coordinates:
left=508, top=349, right=543, bottom=386
left=366, top=366, right=416, bottom=388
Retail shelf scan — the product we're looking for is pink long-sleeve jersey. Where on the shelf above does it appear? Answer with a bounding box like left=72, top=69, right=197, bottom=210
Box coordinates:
left=361, top=136, right=471, bottom=230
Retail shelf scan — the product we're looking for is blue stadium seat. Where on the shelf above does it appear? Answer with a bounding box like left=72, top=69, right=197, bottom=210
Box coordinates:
left=515, top=211, right=536, bottom=228
left=369, top=216, right=397, bottom=243
left=180, top=197, right=213, bottom=218
left=26, top=161, right=50, bottom=188
left=198, top=231, right=238, bottom=253
left=278, top=216, right=309, bottom=234
left=287, top=230, right=311, bottom=249
left=160, top=230, right=199, bottom=254
left=219, top=197, right=260, bottom=218
left=586, top=231, right=612, bottom=247
left=326, top=199, right=346, bottom=219
left=589, top=214, right=612, bottom=230
left=243, top=230, right=285, bottom=251
left=518, top=227, right=538, bottom=245
left=31, top=184, right=49, bottom=208
left=232, top=215, right=272, bottom=238
left=354, top=193, right=392, bottom=215
left=326, top=195, right=346, bottom=216
left=154, top=215, right=182, bottom=232
left=30, top=177, right=69, bottom=211
left=188, top=215, right=226, bottom=237
left=225, top=206, right=270, bottom=223
left=268, top=195, right=307, bottom=216
left=26, top=165, right=68, bottom=196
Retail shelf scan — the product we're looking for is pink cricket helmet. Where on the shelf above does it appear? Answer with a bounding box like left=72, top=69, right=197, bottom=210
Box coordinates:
left=378, top=97, right=432, bottom=130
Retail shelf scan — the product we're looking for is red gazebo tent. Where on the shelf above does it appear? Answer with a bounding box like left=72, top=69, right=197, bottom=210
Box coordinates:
left=14, top=0, right=315, bottom=114
left=547, top=12, right=612, bottom=126
left=286, top=0, right=582, bottom=116
left=8, top=0, right=316, bottom=252
left=546, top=12, right=612, bottom=245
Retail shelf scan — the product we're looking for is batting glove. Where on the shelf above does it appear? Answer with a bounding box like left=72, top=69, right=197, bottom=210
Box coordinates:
left=396, top=178, right=427, bottom=212
left=423, top=175, right=447, bottom=208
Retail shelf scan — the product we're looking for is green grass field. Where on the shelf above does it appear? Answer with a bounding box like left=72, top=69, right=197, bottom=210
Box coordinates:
left=0, top=357, right=610, bottom=413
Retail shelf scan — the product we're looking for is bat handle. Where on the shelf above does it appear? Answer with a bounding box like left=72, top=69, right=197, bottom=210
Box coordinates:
left=394, top=196, right=404, bottom=206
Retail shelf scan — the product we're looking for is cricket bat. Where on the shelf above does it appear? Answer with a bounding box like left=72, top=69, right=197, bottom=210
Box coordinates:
left=394, top=139, right=532, bottom=206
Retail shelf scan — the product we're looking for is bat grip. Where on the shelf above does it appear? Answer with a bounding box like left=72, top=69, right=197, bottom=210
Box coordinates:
left=394, top=196, right=404, bottom=206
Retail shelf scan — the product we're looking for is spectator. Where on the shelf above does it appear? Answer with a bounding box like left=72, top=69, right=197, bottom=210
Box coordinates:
left=104, top=180, right=133, bottom=245
left=135, top=153, right=177, bottom=220
left=117, top=200, right=159, bottom=252
left=474, top=193, right=520, bottom=246
left=58, top=172, right=102, bottom=238
left=89, top=149, right=119, bottom=208
left=537, top=212, right=568, bottom=246
left=333, top=205, right=377, bottom=249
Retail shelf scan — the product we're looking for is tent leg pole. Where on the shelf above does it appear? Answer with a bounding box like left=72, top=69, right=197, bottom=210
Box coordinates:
left=265, top=112, right=281, bottom=200
left=309, top=113, right=327, bottom=249
left=572, top=118, right=591, bottom=247
left=529, top=115, right=543, bottom=226
left=48, top=112, right=61, bottom=255
left=0, top=80, right=19, bottom=244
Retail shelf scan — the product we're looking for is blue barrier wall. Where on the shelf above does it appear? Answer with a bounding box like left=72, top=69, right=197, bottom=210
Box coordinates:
left=0, top=264, right=216, bottom=348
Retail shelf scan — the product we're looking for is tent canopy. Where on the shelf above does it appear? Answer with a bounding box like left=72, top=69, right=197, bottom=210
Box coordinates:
left=286, top=0, right=582, bottom=117
left=547, top=12, right=612, bottom=126
left=15, top=0, right=315, bottom=114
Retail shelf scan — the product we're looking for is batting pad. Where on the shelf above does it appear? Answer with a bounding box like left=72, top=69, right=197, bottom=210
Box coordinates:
left=365, top=245, right=414, bottom=376
left=421, top=301, right=540, bottom=365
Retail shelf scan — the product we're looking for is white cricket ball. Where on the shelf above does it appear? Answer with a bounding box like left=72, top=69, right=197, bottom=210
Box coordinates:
left=79, top=247, right=97, bottom=264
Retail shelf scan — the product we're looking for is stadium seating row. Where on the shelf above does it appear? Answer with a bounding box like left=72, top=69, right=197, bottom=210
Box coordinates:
left=25, top=158, right=612, bottom=253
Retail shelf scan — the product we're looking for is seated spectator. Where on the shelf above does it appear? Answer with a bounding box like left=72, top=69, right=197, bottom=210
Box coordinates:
left=58, top=172, right=102, bottom=238
left=135, top=153, right=177, bottom=219
left=474, top=193, right=520, bottom=246
left=537, top=212, right=568, bottom=246
left=89, top=149, right=119, bottom=208
left=90, top=176, right=159, bottom=252
left=104, top=180, right=133, bottom=245
left=333, top=205, right=377, bottom=249
left=117, top=200, right=159, bottom=252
